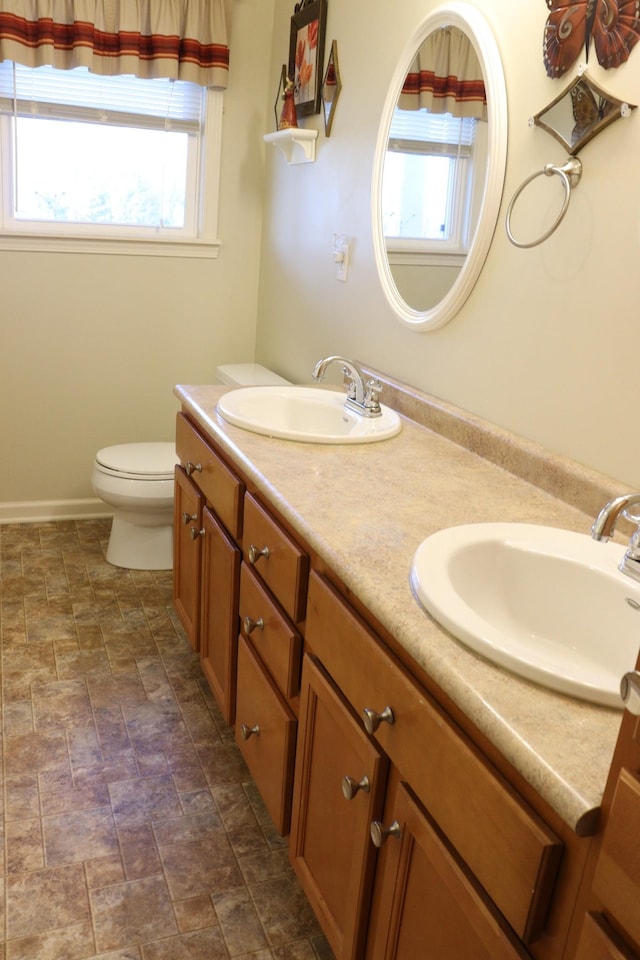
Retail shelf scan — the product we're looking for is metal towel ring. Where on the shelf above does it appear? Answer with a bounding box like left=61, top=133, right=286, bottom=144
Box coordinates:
left=505, top=157, right=583, bottom=249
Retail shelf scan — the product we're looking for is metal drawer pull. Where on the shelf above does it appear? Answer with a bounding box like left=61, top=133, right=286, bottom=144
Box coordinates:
left=240, top=723, right=260, bottom=740
left=370, top=820, right=402, bottom=848
left=342, top=775, right=370, bottom=800
left=621, top=671, right=640, bottom=715
left=182, top=511, right=198, bottom=525
left=242, top=616, right=264, bottom=636
left=362, top=705, right=394, bottom=735
left=190, top=527, right=205, bottom=541
left=185, top=461, right=202, bottom=476
left=248, top=544, right=270, bottom=564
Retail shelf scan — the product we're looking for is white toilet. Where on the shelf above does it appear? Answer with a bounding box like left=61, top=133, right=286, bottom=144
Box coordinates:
left=215, top=363, right=290, bottom=388
left=92, top=363, right=290, bottom=570
left=91, top=442, right=178, bottom=570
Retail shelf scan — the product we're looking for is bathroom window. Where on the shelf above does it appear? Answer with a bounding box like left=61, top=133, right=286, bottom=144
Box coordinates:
left=0, top=62, right=222, bottom=257
left=383, top=108, right=483, bottom=264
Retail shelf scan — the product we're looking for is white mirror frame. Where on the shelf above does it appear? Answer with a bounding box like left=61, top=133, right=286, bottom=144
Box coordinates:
left=371, top=2, right=508, bottom=332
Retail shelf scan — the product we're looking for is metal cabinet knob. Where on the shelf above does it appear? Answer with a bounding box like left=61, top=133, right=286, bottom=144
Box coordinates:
left=362, top=705, right=394, bottom=735
left=370, top=820, right=402, bottom=848
left=240, top=723, right=260, bottom=740
left=621, top=671, right=640, bottom=715
left=342, top=775, right=370, bottom=800
left=248, top=544, right=270, bottom=564
left=242, top=616, right=264, bottom=636
left=190, top=527, right=205, bottom=541
left=184, top=461, right=202, bottom=476
left=182, top=511, right=198, bottom=525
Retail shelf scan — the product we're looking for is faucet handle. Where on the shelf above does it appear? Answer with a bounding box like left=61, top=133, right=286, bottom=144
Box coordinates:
left=626, top=528, right=640, bottom=562
left=364, top=378, right=382, bottom=411
left=341, top=366, right=358, bottom=400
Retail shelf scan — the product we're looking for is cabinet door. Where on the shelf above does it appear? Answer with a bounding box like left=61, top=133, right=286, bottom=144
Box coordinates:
left=366, top=778, right=529, bottom=960
left=235, top=635, right=297, bottom=835
left=200, top=507, right=241, bottom=726
left=290, top=655, right=389, bottom=960
left=173, top=466, right=203, bottom=650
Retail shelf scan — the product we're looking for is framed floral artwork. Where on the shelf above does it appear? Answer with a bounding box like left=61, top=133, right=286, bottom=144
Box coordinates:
left=288, top=0, right=327, bottom=118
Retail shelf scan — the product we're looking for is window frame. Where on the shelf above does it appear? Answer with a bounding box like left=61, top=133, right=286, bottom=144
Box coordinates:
left=0, top=67, right=222, bottom=259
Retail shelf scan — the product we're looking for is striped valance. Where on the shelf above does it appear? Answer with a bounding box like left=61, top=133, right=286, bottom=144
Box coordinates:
left=0, top=0, right=229, bottom=88
left=399, top=27, right=486, bottom=120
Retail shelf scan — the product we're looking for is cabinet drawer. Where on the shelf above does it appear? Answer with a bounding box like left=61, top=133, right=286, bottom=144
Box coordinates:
left=235, top=635, right=297, bottom=835
left=306, top=572, right=562, bottom=945
left=575, top=913, right=639, bottom=960
left=176, top=413, right=243, bottom=539
left=239, top=564, right=302, bottom=701
left=242, top=494, right=308, bottom=623
left=593, top=768, right=640, bottom=949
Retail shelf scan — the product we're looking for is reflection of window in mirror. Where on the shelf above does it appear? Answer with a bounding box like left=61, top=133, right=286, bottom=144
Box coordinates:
left=383, top=109, right=479, bottom=258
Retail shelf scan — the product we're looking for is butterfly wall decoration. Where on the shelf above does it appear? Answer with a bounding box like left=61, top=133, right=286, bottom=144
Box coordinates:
left=543, top=0, right=640, bottom=78
left=570, top=77, right=616, bottom=142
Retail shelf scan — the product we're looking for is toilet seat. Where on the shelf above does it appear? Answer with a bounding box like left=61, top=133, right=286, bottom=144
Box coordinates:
left=95, top=443, right=177, bottom=481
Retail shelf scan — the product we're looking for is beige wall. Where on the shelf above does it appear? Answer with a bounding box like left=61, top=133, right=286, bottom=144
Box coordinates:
left=0, top=0, right=275, bottom=512
left=256, top=0, right=640, bottom=489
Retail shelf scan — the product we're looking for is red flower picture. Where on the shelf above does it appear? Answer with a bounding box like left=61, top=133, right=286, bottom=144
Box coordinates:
left=288, top=0, right=327, bottom=117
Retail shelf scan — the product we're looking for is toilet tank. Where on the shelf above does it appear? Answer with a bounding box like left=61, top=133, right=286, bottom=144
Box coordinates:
left=215, top=363, right=291, bottom=387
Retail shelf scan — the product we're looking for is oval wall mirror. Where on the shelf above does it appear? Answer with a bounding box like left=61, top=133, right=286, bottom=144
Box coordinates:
left=371, top=2, right=508, bottom=331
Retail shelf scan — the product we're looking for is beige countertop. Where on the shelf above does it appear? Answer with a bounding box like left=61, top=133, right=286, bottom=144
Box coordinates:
left=174, top=377, right=626, bottom=835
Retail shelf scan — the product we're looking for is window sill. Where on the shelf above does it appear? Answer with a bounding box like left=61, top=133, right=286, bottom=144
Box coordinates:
left=0, top=233, right=221, bottom=258
left=388, top=250, right=465, bottom=268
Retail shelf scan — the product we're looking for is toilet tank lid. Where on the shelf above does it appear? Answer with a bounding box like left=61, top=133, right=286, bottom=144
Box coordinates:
left=216, top=363, right=291, bottom=386
left=96, top=443, right=177, bottom=476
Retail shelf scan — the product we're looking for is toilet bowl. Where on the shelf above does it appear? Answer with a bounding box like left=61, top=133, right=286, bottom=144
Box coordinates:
left=92, top=364, right=290, bottom=571
left=91, top=443, right=178, bottom=570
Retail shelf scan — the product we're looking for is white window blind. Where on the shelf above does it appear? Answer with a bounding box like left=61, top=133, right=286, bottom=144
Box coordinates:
left=388, top=108, right=476, bottom=157
left=0, top=62, right=204, bottom=132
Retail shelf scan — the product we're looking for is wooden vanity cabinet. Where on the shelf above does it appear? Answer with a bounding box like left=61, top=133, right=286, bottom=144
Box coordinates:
left=174, top=405, right=625, bottom=960
left=174, top=413, right=244, bottom=724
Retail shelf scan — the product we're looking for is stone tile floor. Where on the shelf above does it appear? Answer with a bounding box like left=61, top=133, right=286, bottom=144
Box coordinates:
left=0, top=519, right=333, bottom=960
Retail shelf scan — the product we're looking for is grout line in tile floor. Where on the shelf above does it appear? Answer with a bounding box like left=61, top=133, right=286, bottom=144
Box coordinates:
left=0, top=519, right=334, bottom=960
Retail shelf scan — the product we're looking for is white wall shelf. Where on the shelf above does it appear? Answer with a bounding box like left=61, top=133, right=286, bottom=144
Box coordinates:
left=263, top=129, right=318, bottom=164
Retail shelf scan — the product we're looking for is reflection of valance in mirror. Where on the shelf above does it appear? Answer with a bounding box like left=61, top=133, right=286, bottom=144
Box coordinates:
left=398, top=28, right=486, bottom=120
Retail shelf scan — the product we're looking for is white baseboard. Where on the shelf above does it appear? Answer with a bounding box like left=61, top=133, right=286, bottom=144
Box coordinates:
left=0, top=499, right=114, bottom=524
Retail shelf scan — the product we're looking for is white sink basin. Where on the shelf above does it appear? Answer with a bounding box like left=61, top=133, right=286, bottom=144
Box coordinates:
left=410, top=522, right=640, bottom=708
left=216, top=386, right=402, bottom=444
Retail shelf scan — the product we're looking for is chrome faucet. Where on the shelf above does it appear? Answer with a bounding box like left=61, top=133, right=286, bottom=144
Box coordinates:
left=592, top=493, right=640, bottom=583
left=312, top=355, right=383, bottom=418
